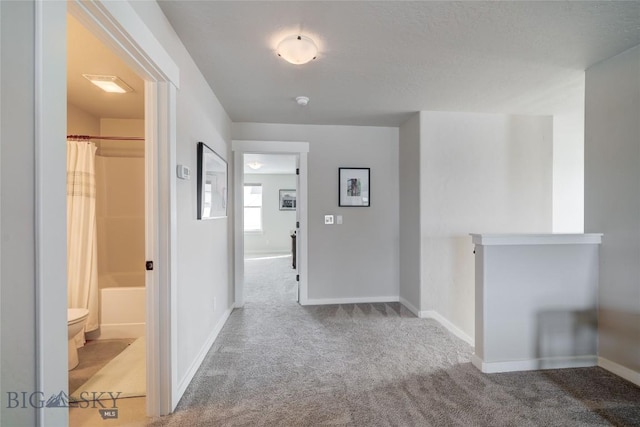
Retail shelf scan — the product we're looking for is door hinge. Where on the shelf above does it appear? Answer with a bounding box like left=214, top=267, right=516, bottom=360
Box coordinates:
left=146, top=261, right=154, bottom=271
left=296, top=274, right=300, bottom=282
left=296, top=168, right=300, bottom=175
left=296, top=221, right=300, bottom=228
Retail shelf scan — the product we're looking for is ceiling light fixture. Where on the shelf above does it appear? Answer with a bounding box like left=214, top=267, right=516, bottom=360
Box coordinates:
left=277, top=35, right=318, bottom=65
left=296, top=96, right=310, bottom=106
left=82, top=74, right=134, bottom=93
left=247, top=161, right=264, bottom=170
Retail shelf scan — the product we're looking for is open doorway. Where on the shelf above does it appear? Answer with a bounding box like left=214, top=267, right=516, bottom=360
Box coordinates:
left=243, top=154, right=298, bottom=305
left=66, top=13, right=147, bottom=423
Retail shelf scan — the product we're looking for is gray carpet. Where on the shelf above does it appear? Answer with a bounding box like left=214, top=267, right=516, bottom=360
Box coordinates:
left=150, top=256, right=640, bottom=426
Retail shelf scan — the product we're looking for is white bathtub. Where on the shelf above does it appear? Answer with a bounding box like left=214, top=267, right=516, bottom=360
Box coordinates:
left=99, top=283, right=146, bottom=340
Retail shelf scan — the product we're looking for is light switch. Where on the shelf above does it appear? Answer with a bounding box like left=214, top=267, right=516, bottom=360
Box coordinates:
left=336, top=215, right=343, bottom=225
left=324, top=215, right=334, bottom=225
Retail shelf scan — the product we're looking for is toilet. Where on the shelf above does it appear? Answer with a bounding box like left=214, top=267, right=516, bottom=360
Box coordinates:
left=68, top=308, right=89, bottom=370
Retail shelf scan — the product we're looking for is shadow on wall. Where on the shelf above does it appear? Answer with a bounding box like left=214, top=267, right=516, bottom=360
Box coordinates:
left=536, top=309, right=597, bottom=367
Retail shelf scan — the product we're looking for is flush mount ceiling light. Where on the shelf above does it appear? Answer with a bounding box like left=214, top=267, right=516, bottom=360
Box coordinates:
left=277, top=35, right=318, bottom=65
left=247, top=161, right=264, bottom=170
left=82, top=74, right=134, bottom=93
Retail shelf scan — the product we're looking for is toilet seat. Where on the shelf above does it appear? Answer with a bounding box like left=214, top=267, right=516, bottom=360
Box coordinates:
left=68, top=308, right=89, bottom=325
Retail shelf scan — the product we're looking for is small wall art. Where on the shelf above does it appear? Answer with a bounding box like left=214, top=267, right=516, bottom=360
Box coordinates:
left=339, top=167, right=370, bottom=207
left=279, top=189, right=297, bottom=211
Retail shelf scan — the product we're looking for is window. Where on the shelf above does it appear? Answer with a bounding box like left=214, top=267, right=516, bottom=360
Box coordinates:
left=244, top=184, right=262, bottom=232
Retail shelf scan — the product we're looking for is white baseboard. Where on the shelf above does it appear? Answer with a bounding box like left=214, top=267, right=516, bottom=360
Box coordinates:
left=176, top=306, right=233, bottom=398
left=398, top=297, right=420, bottom=317
left=304, top=296, right=399, bottom=305
left=599, top=357, right=640, bottom=387
left=419, top=310, right=474, bottom=346
left=472, top=354, right=597, bottom=373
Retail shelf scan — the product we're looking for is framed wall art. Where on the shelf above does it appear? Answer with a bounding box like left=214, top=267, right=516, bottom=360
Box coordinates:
left=339, top=167, right=370, bottom=207
left=279, top=189, right=297, bottom=211
left=197, top=141, right=227, bottom=219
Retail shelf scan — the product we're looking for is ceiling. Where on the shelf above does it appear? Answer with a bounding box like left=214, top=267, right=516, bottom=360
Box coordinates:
left=158, top=1, right=640, bottom=127
left=67, top=14, right=144, bottom=120
left=244, top=154, right=297, bottom=175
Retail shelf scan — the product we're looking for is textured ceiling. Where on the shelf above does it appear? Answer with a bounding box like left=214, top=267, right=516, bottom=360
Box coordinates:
left=158, top=1, right=640, bottom=126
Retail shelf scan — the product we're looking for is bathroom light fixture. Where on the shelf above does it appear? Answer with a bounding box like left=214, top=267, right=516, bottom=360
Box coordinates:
left=82, top=74, right=134, bottom=93
left=247, top=161, right=264, bottom=170
left=277, top=35, right=318, bottom=65
left=296, top=96, right=310, bottom=106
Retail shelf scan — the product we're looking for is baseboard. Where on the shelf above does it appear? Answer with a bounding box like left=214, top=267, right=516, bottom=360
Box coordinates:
left=472, top=354, right=597, bottom=373
left=304, top=296, right=399, bottom=305
left=599, top=357, right=640, bottom=387
left=419, top=310, right=474, bottom=346
left=176, top=306, right=233, bottom=398
left=398, top=297, right=420, bottom=317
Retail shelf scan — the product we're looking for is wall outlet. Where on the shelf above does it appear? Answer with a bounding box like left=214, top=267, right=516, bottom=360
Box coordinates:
left=324, top=215, right=334, bottom=225
left=336, top=215, right=343, bottom=225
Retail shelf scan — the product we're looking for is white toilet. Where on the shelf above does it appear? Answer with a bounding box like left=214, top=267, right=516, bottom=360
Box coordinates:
left=68, top=308, right=89, bottom=370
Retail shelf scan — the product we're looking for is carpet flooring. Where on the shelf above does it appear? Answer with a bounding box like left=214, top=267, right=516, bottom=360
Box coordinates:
left=150, top=255, right=640, bottom=426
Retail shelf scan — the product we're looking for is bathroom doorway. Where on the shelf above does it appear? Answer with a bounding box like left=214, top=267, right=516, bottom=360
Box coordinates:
left=242, top=154, right=299, bottom=305
left=66, top=13, right=147, bottom=423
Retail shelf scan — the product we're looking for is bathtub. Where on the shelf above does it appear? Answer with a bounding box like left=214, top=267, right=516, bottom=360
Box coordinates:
left=98, top=275, right=146, bottom=339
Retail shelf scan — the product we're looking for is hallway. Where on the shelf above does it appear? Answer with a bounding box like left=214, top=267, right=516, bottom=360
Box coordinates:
left=149, top=256, right=640, bottom=426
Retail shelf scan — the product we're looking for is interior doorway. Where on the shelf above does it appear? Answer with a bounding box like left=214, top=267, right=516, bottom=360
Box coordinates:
left=66, top=12, right=147, bottom=424
left=242, top=154, right=299, bottom=305
left=232, top=140, right=309, bottom=308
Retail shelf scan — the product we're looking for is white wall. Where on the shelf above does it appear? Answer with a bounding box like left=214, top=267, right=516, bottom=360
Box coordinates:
left=1, top=2, right=39, bottom=425
left=585, top=44, right=640, bottom=379
left=129, top=1, right=234, bottom=391
left=244, top=173, right=296, bottom=255
left=420, top=111, right=553, bottom=340
left=233, top=123, right=399, bottom=302
left=398, top=114, right=421, bottom=314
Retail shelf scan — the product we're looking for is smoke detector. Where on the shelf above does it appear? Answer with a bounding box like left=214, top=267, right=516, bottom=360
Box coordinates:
left=296, top=96, right=310, bottom=106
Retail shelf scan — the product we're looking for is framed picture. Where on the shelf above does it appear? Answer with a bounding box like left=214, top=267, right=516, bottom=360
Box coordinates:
left=279, top=189, right=297, bottom=211
left=339, top=167, right=370, bottom=207
left=197, top=142, right=227, bottom=219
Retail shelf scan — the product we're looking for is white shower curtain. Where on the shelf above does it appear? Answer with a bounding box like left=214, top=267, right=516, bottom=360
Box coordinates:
left=67, top=140, right=99, bottom=334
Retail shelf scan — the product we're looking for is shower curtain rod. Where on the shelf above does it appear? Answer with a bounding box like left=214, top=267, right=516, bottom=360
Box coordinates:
left=67, top=134, right=145, bottom=141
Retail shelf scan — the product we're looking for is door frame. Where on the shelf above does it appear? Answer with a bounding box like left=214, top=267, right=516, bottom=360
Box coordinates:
left=232, top=140, right=309, bottom=306
left=36, top=1, right=180, bottom=422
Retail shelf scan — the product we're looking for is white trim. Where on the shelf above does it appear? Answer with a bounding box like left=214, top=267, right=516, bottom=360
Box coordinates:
left=305, top=296, right=399, bottom=305
left=35, top=2, right=68, bottom=426
left=398, top=297, right=420, bottom=317
left=472, top=354, right=597, bottom=374
left=419, top=310, right=474, bottom=346
left=232, top=141, right=309, bottom=306
left=598, top=357, right=640, bottom=387
left=177, top=307, right=234, bottom=398
left=470, top=233, right=603, bottom=246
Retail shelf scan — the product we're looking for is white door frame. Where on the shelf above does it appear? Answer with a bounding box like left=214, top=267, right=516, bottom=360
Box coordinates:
left=37, top=1, right=180, bottom=421
left=232, top=140, right=309, bottom=306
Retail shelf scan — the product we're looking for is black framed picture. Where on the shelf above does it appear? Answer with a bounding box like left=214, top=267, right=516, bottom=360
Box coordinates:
left=197, top=142, right=227, bottom=219
left=339, top=167, right=370, bottom=207
left=279, top=189, right=296, bottom=211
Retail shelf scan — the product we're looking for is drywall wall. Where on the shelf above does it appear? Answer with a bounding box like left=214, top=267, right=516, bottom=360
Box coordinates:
left=233, top=123, right=399, bottom=302
left=1, top=2, right=38, bottom=425
left=398, top=114, right=421, bottom=314
left=244, top=173, right=297, bottom=255
left=585, top=44, right=640, bottom=380
left=420, top=111, right=553, bottom=341
left=67, top=103, right=100, bottom=135
left=129, top=1, right=234, bottom=391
